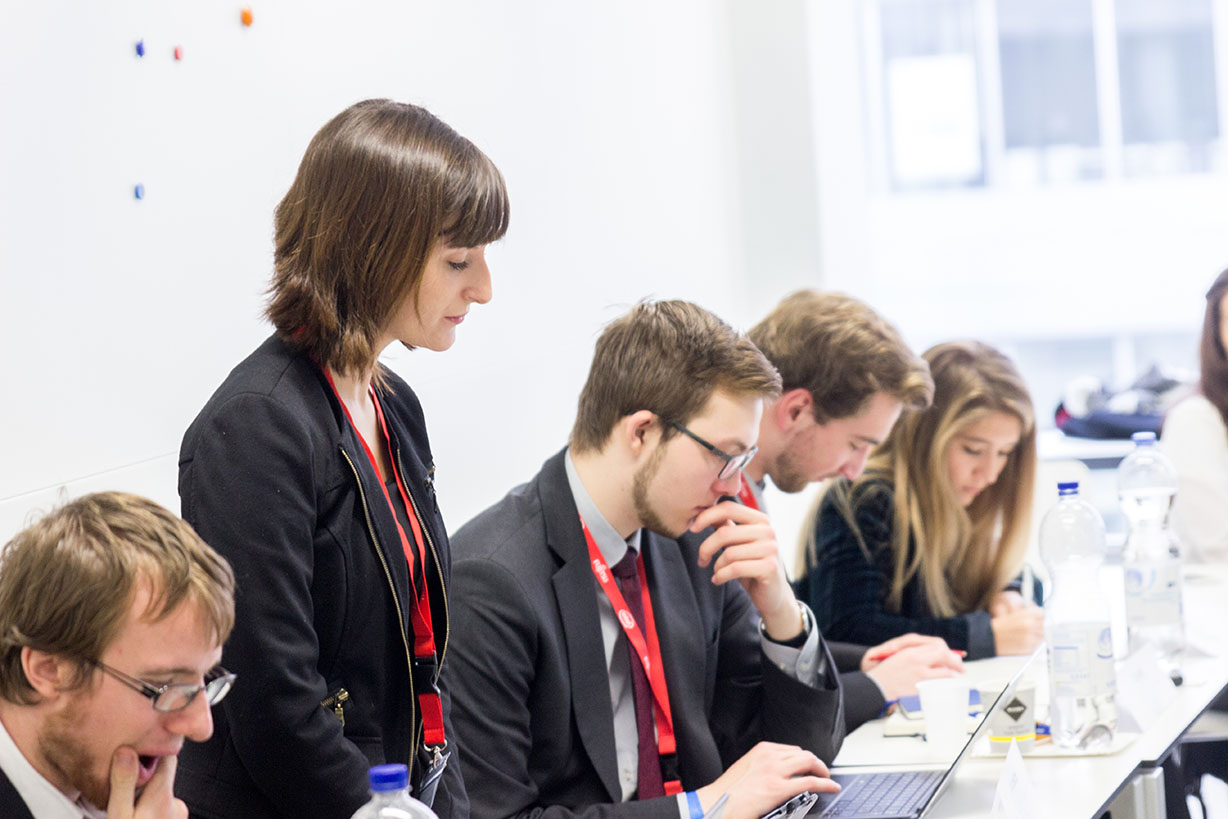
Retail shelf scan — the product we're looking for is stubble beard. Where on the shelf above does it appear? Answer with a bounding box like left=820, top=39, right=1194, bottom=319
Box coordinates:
left=39, top=696, right=111, bottom=809
left=769, top=448, right=810, bottom=494
left=631, top=445, right=681, bottom=538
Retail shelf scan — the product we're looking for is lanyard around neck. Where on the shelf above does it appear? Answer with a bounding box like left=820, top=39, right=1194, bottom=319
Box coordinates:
left=580, top=516, right=681, bottom=796
left=321, top=366, right=446, bottom=748
left=737, top=476, right=760, bottom=511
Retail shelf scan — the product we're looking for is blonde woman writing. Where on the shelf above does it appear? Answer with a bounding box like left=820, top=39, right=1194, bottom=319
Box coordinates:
left=795, top=341, right=1043, bottom=659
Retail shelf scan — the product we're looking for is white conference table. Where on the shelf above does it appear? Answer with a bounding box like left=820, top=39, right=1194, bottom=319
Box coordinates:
left=829, top=565, right=1228, bottom=819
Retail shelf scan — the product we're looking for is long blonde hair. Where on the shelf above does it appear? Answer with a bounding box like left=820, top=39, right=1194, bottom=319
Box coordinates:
left=799, top=341, right=1036, bottom=617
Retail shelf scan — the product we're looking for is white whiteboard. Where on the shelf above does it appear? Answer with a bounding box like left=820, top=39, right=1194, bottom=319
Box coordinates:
left=1, top=0, right=800, bottom=540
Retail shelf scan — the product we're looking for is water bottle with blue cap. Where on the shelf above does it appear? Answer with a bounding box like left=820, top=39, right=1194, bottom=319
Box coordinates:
left=351, top=764, right=438, bottom=819
left=1118, top=430, right=1184, bottom=681
left=1041, top=480, right=1118, bottom=750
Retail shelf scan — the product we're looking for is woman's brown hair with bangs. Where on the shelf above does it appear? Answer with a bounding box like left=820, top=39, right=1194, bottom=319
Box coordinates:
left=267, top=99, right=510, bottom=377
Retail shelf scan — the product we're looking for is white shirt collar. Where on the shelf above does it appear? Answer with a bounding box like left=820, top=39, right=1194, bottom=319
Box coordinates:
left=563, top=450, right=642, bottom=566
left=0, top=710, right=94, bottom=819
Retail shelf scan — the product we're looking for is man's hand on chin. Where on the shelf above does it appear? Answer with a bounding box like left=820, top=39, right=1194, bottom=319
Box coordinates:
left=107, top=746, right=188, bottom=819
left=691, top=500, right=803, bottom=641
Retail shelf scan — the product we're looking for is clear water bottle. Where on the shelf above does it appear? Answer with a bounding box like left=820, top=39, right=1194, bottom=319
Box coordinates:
left=1118, top=431, right=1184, bottom=679
left=351, top=764, right=438, bottom=819
left=1040, top=481, right=1117, bottom=750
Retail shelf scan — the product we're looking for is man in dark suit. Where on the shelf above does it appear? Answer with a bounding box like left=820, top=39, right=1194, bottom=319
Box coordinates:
left=743, top=290, right=964, bottom=730
left=0, top=492, right=235, bottom=818
left=449, top=300, right=847, bottom=819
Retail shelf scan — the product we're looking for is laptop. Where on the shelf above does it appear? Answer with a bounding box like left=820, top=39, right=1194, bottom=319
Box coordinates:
left=808, top=646, right=1044, bottom=819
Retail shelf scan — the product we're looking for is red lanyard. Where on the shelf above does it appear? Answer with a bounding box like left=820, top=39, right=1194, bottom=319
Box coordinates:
left=737, top=476, right=760, bottom=511
left=322, top=367, right=446, bottom=748
left=580, top=517, right=682, bottom=796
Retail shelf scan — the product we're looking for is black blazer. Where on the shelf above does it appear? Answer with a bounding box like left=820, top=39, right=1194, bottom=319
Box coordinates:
left=798, top=480, right=997, bottom=660
left=827, top=643, right=886, bottom=732
left=447, top=450, right=845, bottom=819
left=0, top=767, right=35, bottom=819
left=729, top=488, right=885, bottom=731
left=177, top=334, right=466, bottom=818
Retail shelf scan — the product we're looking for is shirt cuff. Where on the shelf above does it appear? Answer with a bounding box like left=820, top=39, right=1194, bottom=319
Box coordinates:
left=760, top=603, right=826, bottom=683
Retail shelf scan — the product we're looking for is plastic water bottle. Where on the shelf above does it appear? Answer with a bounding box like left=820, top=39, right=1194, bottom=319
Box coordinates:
left=1118, top=431, right=1184, bottom=679
left=351, top=764, right=438, bottom=819
left=1040, top=481, right=1117, bottom=750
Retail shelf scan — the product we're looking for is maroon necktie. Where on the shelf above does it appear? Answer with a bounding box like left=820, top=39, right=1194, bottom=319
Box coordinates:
left=611, top=548, right=665, bottom=800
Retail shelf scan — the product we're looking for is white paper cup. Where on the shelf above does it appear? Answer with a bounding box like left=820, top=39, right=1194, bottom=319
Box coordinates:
left=917, top=677, right=971, bottom=750
left=977, top=678, right=1036, bottom=753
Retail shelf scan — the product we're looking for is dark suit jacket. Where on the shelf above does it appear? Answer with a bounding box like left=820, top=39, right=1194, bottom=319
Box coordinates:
left=730, top=487, right=885, bottom=732
left=0, top=767, right=36, bottom=819
left=827, top=643, right=885, bottom=732
left=177, top=334, right=465, bottom=818
left=447, top=450, right=845, bottom=819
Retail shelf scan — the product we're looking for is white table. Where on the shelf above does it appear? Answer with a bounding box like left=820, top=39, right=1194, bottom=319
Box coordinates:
left=829, top=566, right=1228, bottom=818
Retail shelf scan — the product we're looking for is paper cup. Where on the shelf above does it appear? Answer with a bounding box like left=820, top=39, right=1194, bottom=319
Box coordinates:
left=918, top=677, right=971, bottom=750
left=977, top=678, right=1036, bottom=753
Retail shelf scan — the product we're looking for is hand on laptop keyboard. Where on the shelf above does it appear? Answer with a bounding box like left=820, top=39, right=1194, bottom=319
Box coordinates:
left=694, top=741, right=840, bottom=819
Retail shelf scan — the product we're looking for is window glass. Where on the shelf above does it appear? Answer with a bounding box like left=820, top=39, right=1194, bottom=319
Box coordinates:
left=1116, top=0, right=1220, bottom=176
left=997, top=0, right=1103, bottom=184
left=879, top=0, right=984, bottom=189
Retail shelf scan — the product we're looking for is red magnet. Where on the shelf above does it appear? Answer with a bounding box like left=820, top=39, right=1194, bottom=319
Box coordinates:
left=240, top=6, right=253, bottom=26
left=174, top=45, right=183, bottom=60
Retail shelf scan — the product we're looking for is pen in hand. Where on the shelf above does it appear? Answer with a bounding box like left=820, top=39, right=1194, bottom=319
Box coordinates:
left=865, top=647, right=966, bottom=664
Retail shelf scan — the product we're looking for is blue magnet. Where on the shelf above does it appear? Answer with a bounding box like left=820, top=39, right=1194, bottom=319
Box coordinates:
left=135, top=39, right=145, bottom=57
left=134, top=184, right=146, bottom=200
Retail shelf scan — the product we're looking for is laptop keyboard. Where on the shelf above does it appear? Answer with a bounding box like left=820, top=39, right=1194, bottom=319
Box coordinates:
left=820, top=770, right=943, bottom=817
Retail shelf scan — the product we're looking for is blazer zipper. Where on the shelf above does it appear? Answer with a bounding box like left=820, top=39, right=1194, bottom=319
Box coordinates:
left=321, top=688, right=350, bottom=727
left=340, top=447, right=417, bottom=779
left=396, top=448, right=450, bottom=676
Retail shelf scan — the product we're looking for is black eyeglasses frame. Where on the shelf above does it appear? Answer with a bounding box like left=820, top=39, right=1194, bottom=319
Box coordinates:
left=666, top=420, right=758, bottom=481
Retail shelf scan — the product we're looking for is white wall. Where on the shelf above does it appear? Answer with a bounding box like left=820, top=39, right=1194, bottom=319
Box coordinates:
left=3, top=1, right=822, bottom=539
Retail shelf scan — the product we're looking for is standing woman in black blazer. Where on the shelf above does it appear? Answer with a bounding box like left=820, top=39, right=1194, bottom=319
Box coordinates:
left=796, top=341, right=1042, bottom=661
left=177, top=99, right=508, bottom=819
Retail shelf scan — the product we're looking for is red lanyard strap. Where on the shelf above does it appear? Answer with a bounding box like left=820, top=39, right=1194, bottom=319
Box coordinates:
left=737, top=476, right=760, bottom=511
left=322, top=367, right=446, bottom=748
left=580, top=517, right=682, bottom=796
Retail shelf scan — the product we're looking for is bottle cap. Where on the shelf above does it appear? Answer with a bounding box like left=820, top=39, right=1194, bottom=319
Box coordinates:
left=369, top=763, right=409, bottom=792
left=1131, top=431, right=1157, bottom=445
left=1057, top=481, right=1079, bottom=496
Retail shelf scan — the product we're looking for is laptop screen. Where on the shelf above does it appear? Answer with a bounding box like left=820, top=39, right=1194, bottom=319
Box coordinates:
left=917, top=644, right=1045, bottom=813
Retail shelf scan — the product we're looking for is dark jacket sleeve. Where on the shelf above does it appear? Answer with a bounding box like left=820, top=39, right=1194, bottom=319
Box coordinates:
left=828, top=641, right=868, bottom=672
left=839, top=671, right=887, bottom=733
left=798, top=484, right=996, bottom=660
left=706, top=580, right=845, bottom=766
left=828, top=642, right=888, bottom=733
left=448, top=557, right=677, bottom=819
left=180, top=393, right=372, bottom=817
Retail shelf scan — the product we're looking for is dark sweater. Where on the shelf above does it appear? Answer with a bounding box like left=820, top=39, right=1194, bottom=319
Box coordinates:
left=795, top=480, right=998, bottom=660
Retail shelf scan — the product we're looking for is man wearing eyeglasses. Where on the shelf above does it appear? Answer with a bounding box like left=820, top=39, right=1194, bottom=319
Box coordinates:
left=447, top=301, right=844, bottom=819
left=0, top=491, right=235, bottom=819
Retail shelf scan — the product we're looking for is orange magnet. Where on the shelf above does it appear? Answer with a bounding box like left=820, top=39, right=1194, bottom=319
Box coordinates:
left=240, top=6, right=253, bottom=26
